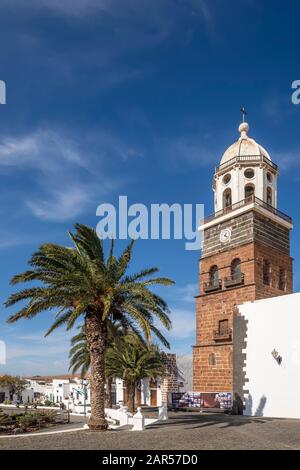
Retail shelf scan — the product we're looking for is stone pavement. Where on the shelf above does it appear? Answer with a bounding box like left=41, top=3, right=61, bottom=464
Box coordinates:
left=0, top=411, right=300, bottom=450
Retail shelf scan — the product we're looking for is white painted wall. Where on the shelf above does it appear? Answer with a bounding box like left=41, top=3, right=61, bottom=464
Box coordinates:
left=141, top=378, right=150, bottom=404
left=214, top=165, right=277, bottom=212
left=0, top=386, right=10, bottom=402
left=115, top=378, right=124, bottom=404
left=0, top=385, right=34, bottom=403
left=237, top=293, right=300, bottom=419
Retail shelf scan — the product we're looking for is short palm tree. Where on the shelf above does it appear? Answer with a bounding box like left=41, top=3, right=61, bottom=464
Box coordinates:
left=69, top=319, right=170, bottom=407
left=5, top=224, right=174, bottom=430
left=106, top=335, right=166, bottom=413
left=69, top=317, right=170, bottom=378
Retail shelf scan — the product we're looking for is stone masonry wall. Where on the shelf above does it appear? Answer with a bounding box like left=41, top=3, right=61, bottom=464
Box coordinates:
left=193, top=230, right=293, bottom=394
left=161, top=353, right=179, bottom=404
left=202, top=210, right=291, bottom=258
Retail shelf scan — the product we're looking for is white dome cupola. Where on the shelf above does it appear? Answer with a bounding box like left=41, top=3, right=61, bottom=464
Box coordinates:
left=213, top=121, right=278, bottom=213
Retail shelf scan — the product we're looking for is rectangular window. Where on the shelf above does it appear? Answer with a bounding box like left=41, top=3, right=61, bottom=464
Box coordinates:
left=279, top=269, right=286, bottom=291
left=263, top=260, right=270, bottom=286
left=219, top=319, right=228, bottom=334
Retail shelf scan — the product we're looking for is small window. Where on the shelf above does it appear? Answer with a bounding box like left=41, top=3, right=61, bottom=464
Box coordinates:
left=231, top=258, right=241, bottom=277
left=223, top=188, right=232, bottom=209
left=209, top=353, right=216, bottom=366
left=223, top=173, right=231, bottom=185
left=267, top=187, right=272, bottom=206
left=209, top=265, right=219, bottom=285
left=263, top=259, right=270, bottom=286
left=279, top=269, right=286, bottom=291
left=245, top=184, right=255, bottom=200
left=244, top=168, right=254, bottom=179
left=267, top=172, right=273, bottom=183
left=219, top=319, right=229, bottom=335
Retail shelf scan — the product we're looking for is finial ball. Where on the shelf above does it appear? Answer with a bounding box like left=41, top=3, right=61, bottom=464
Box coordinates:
left=238, top=122, right=249, bottom=135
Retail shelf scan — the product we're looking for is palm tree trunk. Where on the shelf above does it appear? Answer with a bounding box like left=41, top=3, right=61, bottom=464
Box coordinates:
left=127, top=381, right=136, bottom=414
left=85, top=312, right=108, bottom=431
left=106, top=377, right=113, bottom=408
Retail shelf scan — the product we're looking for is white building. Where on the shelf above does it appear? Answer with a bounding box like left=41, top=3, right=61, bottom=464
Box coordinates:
left=234, top=293, right=300, bottom=419
left=0, top=383, right=34, bottom=404
left=1, top=353, right=179, bottom=409
left=25, top=375, right=91, bottom=407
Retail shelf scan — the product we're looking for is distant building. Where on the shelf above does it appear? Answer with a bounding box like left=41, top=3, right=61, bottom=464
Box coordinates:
left=177, top=355, right=193, bottom=391
left=0, top=353, right=180, bottom=408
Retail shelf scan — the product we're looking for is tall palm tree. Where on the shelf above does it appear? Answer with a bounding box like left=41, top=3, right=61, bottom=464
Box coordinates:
left=69, top=327, right=90, bottom=378
left=69, top=320, right=170, bottom=407
left=69, top=318, right=170, bottom=378
left=69, top=322, right=128, bottom=408
left=106, top=335, right=166, bottom=413
left=4, top=224, right=174, bottom=430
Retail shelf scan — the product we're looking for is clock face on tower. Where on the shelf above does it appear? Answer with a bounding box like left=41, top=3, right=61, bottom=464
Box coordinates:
left=220, top=227, right=231, bottom=243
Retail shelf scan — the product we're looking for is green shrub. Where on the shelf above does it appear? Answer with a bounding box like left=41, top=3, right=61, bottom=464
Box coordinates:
left=0, top=412, right=13, bottom=426
left=0, top=409, right=59, bottom=433
left=44, top=400, right=54, bottom=407
left=17, top=414, right=38, bottom=430
left=46, top=409, right=58, bottom=420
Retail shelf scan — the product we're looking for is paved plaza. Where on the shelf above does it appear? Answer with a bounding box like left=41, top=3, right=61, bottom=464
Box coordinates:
left=0, top=411, right=300, bottom=450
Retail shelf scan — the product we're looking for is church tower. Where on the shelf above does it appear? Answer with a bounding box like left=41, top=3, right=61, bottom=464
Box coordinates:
left=193, top=121, right=293, bottom=395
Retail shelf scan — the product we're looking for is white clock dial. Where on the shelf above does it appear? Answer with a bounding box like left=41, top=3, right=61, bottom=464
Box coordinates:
left=220, top=228, right=231, bottom=243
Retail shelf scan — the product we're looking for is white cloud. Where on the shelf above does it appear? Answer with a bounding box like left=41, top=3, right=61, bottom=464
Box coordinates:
left=264, top=147, right=300, bottom=175
left=168, top=308, right=195, bottom=339
left=0, top=128, right=129, bottom=222
left=175, top=283, right=199, bottom=303
left=38, top=0, right=112, bottom=16
left=0, top=328, right=74, bottom=375
left=0, top=235, right=25, bottom=249
left=26, top=187, right=90, bottom=222
left=29, top=0, right=212, bottom=27
left=5, top=0, right=213, bottom=42
left=161, top=136, right=218, bottom=170
left=0, top=130, right=87, bottom=172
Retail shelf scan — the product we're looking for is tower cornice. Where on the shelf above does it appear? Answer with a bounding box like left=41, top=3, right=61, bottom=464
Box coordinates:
left=199, top=196, right=293, bottom=233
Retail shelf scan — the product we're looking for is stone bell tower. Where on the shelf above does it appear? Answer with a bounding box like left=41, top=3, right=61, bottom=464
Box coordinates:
left=193, top=120, right=293, bottom=395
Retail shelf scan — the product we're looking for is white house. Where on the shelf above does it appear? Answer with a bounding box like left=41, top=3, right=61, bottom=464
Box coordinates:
left=26, top=375, right=91, bottom=407
left=0, top=383, right=34, bottom=404
left=1, top=353, right=179, bottom=409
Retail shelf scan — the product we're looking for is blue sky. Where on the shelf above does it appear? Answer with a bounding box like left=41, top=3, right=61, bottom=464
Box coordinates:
left=1, top=0, right=300, bottom=375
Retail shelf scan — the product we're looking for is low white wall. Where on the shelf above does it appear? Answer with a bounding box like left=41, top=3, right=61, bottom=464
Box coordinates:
left=238, top=292, right=300, bottom=419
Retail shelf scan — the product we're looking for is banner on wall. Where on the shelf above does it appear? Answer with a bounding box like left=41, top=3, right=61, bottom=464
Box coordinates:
left=171, top=392, right=232, bottom=410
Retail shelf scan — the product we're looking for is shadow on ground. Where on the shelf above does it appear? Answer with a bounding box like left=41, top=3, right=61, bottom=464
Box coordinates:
left=146, top=411, right=269, bottom=430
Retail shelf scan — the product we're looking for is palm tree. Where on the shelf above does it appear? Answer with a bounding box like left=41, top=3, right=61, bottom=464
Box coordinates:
left=5, top=224, right=174, bottom=430
left=106, top=335, right=166, bottom=413
left=69, top=322, right=126, bottom=408
left=69, top=328, right=90, bottom=378
left=69, top=320, right=170, bottom=408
